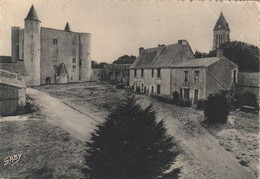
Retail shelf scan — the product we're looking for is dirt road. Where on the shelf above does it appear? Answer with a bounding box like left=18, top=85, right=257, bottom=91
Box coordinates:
left=137, top=96, right=256, bottom=179
left=27, top=88, right=99, bottom=142
left=27, top=88, right=256, bottom=179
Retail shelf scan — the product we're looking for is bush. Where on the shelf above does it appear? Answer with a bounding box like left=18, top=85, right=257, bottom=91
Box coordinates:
left=204, top=93, right=230, bottom=124
left=177, top=99, right=192, bottom=107
left=172, top=91, right=180, bottom=104
left=236, top=91, right=258, bottom=110
left=135, top=86, right=141, bottom=93
left=196, top=99, right=205, bottom=110
left=83, top=95, right=179, bottom=179
left=115, top=83, right=125, bottom=89
left=151, top=94, right=174, bottom=104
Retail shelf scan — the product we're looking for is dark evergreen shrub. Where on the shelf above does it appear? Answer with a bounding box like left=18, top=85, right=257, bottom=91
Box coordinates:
left=177, top=99, right=192, bottom=107
left=236, top=91, right=258, bottom=110
left=83, top=95, right=179, bottom=179
left=151, top=94, right=174, bottom=104
left=172, top=91, right=180, bottom=104
left=204, top=93, right=230, bottom=123
left=196, top=99, right=205, bottom=110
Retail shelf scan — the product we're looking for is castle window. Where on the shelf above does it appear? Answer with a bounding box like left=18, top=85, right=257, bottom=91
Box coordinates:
left=157, top=85, right=161, bottom=94
left=72, top=65, right=76, bottom=69
left=72, top=58, right=76, bottom=63
left=152, top=69, right=154, bottom=77
left=53, top=39, right=58, bottom=45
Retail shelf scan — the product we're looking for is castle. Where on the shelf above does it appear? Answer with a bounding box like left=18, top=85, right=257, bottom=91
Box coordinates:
left=11, top=5, right=92, bottom=86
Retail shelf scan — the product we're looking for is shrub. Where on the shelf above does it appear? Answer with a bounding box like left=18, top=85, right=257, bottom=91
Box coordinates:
left=115, top=83, right=125, bottom=89
left=177, top=99, right=192, bottom=107
left=83, top=95, right=179, bottom=179
left=196, top=99, right=205, bottom=110
left=151, top=94, right=174, bottom=104
left=172, top=91, right=180, bottom=104
left=236, top=91, right=258, bottom=110
left=204, top=93, right=230, bottom=124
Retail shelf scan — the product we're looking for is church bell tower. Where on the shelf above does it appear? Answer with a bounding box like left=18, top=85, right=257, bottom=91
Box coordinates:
left=212, top=12, right=230, bottom=50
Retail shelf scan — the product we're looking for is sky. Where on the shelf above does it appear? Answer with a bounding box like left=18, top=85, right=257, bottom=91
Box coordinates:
left=0, top=0, right=259, bottom=63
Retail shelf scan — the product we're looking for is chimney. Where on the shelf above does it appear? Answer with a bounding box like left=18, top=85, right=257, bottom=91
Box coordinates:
left=178, top=40, right=188, bottom=45
left=217, top=48, right=224, bottom=58
left=139, top=47, right=144, bottom=55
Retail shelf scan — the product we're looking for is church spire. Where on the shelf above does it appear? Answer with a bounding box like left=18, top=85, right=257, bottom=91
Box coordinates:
left=64, top=22, right=71, bottom=32
left=25, top=5, right=41, bottom=22
left=213, top=12, right=230, bottom=31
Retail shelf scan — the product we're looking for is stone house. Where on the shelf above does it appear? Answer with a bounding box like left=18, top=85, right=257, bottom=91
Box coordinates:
left=172, top=52, right=238, bottom=103
left=102, top=64, right=131, bottom=85
left=11, top=5, right=92, bottom=86
left=129, top=40, right=238, bottom=104
left=129, top=40, right=194, bottom=95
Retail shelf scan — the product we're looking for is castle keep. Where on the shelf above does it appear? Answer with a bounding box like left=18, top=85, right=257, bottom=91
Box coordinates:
left=12, top=5, right=92, bottom=86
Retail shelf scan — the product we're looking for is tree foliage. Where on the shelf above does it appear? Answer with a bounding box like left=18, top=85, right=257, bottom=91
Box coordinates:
left=204, top=93, right=230, bottom=124
left=196, top=41, right=259, bottom=72
left=83, top=95, right=178, bottom=179
left=113, top=55, right=136, bottom=64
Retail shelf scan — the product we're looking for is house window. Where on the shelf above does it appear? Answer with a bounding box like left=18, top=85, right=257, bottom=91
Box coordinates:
left=184, top=88, right=189, bottom=99
left=157, top=85, right=161, bottom=94
left=53, top=65, right=57, bottom=70
left=151, top=86, right=154, bottom=94
left=194, top=89, right=199, bottom=103
left=157, top=68, right=161, bottom=78
left=233, top=70, right=237, bottom=83
left=72, top=65, right=76, bottom=69
left=152, top=69, right=154, bottom=77
left=184, top=71, right=188, bottom=82
left=180, top=88, right=183, bottom=98
left=141, top=83, right=144, bottom=91
left=134, top=69, right=137, bottom=77
left=72, top=58, right=76, bottom=63
left=53, top=39, right=58, bottom=45
left=194, top=71, right=199, bottom=83
left=141, top=69, right=144, bottom=77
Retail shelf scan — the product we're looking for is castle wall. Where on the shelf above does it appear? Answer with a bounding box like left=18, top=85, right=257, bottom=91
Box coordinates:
left=79, top=33, right=92, bottom=81
left=11, top=27, right=20, bottom=62
left=40, top=28, right=91, bottom=84
left=24, top=20, right=41, bottom=86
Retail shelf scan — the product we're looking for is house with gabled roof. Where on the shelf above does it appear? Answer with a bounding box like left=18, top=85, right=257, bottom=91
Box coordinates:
left=129, top=40, right=238, bottom=104
left=172, top=50, right=238, bottom=103
left=129, top=40, right=194, bottom=96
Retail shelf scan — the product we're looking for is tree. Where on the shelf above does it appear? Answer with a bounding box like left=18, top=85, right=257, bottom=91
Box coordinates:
left=112, top=55, right=136, bottom=64
left=204, top=93, right=230, bottom=124
left=91, top=60, right=99, bottom=68
left=205, top=41, right=259, bottom=72
left=83, top=95, right=179, bottom=179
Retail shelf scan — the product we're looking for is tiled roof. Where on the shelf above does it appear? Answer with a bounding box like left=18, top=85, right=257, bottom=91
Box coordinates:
left=25, top=5, right=40, bottom=22
left=214, top=12, right=230, bottom=31
left=130, top=41, right=194, bottom=69
left=174, top=57, right=220, bottom=68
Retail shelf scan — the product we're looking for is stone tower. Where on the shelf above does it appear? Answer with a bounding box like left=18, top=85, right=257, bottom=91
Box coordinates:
left=212, top=12, right=230, bottom=50
left=24, top=5, right=41, bottom=86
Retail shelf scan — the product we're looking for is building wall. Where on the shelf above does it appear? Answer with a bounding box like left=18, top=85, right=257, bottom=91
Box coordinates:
left=171, top=68, right=206, bottom=102
left=11, top=27, right=20, bottom=62
left=0, top=84, right=19, bottom=116
left=130, top=68, right=171, bottom=95
left=206, top=58, right=237, bottom=97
